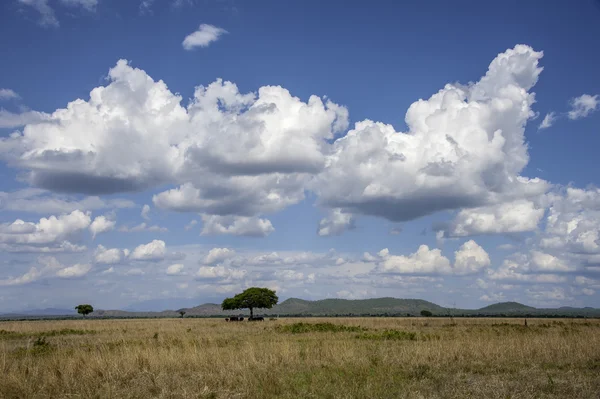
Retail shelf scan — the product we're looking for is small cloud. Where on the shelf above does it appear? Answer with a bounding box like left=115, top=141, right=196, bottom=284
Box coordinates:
left=141, top=204, right=151, bottom=220
left=0, top=89, right=19, bottom=101
left=184, top=219, right=198, bottom=231
left=389, top=227, right=402, bottom=235
left=568, top=94, right=599, bottom=120
left=538, top=112, right=556, bottom=130
left=182, top=24, right=227, bottom=50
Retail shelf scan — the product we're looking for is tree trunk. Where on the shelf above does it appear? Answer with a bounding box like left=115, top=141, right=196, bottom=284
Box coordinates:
left=250, top=307, right=254, bottom=319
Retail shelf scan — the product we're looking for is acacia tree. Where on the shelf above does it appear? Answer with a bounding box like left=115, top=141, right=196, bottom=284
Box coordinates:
left=420, top=310, right=432, bottom=317
left=75, top=304, right=94, bottom=317
left=221, top=287, right=278, bottom=319
left=178, top=310, right=186, bottom=318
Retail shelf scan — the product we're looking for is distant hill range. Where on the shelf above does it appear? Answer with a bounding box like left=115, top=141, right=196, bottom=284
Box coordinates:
left=2, top=298, right=599, bottom=319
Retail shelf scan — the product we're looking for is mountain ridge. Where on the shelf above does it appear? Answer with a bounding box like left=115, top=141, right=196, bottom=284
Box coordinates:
left=2, top=297, right=599, bottom=318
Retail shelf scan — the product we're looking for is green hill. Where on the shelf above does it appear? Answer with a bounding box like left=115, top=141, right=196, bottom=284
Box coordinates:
left=478, top=302, right=536, bottom=313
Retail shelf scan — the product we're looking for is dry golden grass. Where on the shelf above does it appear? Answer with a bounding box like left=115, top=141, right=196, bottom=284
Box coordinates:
left=1, top=317, right=599, bottom=398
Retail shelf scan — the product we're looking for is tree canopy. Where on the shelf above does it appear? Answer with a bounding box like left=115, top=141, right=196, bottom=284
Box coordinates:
left=221, top=287, right=278, bottom=318
left=75, top=304, right=94, bottom=317
left=420, top=310, right=433, bottom=317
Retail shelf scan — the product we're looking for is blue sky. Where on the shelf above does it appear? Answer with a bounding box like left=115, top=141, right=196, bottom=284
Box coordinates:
left=0, top=0, right=599, bottom=312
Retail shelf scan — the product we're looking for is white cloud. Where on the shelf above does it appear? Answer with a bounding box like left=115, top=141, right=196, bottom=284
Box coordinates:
left=0, top=89, right=19, bottom=100
left=166, top=263, right=184, bottom=275
left=203, top=247, right=235, bottom=265
left=119, top=223, right=168, bottom=233
left=568, top=94, right=599, bottom=120
left=538, top=112, right=556, bottom=130
left=454, top=240, right=491, bottom=275
left=141, top=204, right=151, bottom=220
left=317, top=209, right=354, bottom=236
left=446, top=199, right=545, bottom=237
left=0, top=210, right=91, bottom=250
left=0, top=109, right=51, bottom=128
left=56, top=263, right=92, bottom=278
left=539, top=187, right=600, bottom=255
left=18, top=0, right=59, bottom=27
left=0, top=60, right=346, bottom=224
left=182, top=24, right=227, bottom=50
left=312, top=45, right=548, bottom=223
left=196, top=265, right=247, bottom=280
left=59, top=0, right=98, bottom=11
left=130, top=240, right=166, bottom=261
left=200, top=214, right=274, bottom=237
left=93, top=245, right=125, bottom=264
left=0, top=256, right=90, bottom=285
left=89, top=215, right=115, bottom=238
left=380, top=245, right=451, bottom=275
left=378, top=240, right=490, bottom=276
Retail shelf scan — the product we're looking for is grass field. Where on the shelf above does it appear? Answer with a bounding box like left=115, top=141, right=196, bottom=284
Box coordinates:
left=1, top=317, right=599, bottom=398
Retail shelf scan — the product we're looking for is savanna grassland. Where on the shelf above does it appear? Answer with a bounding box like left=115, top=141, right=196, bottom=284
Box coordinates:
left=1, top=317, right=599, bottom=398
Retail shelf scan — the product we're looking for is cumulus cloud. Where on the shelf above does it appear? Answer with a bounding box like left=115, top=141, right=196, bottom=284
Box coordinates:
left=182, top=24, right=227, bottom=50
left=166, top=263, right=184, bottom=275
left=203, top=247, right=235, bottom=265
left=200, top=214, right=274, bottom=237
left=0, top=89, right=19, bottom=100
left=93, top=245, right=125, bottom=264
left=18, top=0, right=59, bottom=27
left=0, top=210, right=91, bottom=251
left=378, top=240, right=490, bottom=276
left=539, top=187, right=600, bottom=255
left=0, top=60, right=347, bottom=227
left=568, top=94, right=598, bottom=120
left=317, top=209, right=354, bottom=236
left=130, top=240, right=166, bottom=261
left=454, top=240, right=492, bottom=274
left=312, top=45, right=548, bottom=223
left=0, top=256, right=90, bottom=285
left=89, top=215, right=116, bottom=238
left=0, top=109, right=51, bottom=128
left=488, top=252, right=571, bottom=284
left=538, top=112, right=556, bottom=130
left=446, top=199, right=545, bottom=237
left=196, top=265, right=247, bottom=280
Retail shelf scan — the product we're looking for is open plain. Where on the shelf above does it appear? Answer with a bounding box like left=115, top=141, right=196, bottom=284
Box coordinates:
left=1, top=317, right=599, bottom=398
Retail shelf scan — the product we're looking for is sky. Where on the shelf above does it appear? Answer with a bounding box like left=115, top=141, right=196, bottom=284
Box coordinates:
left=0, top=0, right=599, bottom=313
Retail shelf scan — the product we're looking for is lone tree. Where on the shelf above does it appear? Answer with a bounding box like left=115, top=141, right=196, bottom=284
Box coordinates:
left=178, top=310, right=186, bottom=318
left=221, top=287, right=278, bottom=319
left=420, top=309, right=433, bottom=317
left=75, top=304, right=94, bottom=317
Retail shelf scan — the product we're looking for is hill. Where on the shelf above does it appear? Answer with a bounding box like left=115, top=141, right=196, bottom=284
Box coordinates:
left=3, top=298, right=599, bottom=319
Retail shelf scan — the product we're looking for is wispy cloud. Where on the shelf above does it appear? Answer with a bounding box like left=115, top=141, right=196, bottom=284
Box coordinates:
left=182, top=24, right=228, bottom=50
left=568, top=94, right=599, bottom=120
left=18, top=0, right=59, bottom=28
left=538, top=112, right=556, bottom=130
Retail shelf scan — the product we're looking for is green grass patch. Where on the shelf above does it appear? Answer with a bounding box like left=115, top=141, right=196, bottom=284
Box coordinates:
left=276, top=322, right=367, bottom=334
left=0, top=328, right=96, bottom=340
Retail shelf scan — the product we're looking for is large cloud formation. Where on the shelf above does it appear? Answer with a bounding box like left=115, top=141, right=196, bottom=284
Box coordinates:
left=0, top=45, right=548, bottom=231
left=312, top=45, right=548, bottom=222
